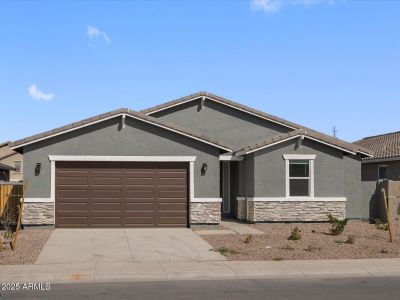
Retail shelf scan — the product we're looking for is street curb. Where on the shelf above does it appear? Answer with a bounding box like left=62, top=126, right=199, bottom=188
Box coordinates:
left=1, top=259, right=400, bottom=284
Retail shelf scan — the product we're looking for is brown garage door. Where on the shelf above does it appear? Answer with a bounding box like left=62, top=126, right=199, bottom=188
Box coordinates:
left=55, top=162, right=188, bottom=228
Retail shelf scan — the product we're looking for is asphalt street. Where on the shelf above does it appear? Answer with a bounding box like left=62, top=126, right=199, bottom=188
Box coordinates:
left=2, top=276, right=400, bottom=300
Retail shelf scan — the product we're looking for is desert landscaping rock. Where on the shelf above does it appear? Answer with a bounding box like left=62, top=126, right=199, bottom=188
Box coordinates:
left=201, top=220, right=400, bottom=261
left=0, top=228, right=52, bottom=265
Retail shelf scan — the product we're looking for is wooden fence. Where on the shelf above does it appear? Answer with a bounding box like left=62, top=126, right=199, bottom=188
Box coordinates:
left=0, top=183, right=22, bottom=223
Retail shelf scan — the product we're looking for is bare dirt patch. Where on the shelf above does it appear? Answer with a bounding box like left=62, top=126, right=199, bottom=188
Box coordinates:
left=201, top=220, right=400, bottom=261
left=0, top=228, right=53, bottom=265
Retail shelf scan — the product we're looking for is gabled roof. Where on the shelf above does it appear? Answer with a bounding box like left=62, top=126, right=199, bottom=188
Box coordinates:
left=141, top=91, right=300, bottom=130
left=234, top=129, right=374, bottom=157
left=142, top=91, right=373, bottom=158
left=10, top=108, right=235, bottom=152
left=354, top=131, right=400, bottom=160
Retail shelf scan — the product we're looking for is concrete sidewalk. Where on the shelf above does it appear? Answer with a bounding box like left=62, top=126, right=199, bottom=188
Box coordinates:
left=1, top=258, right=400, bottom=284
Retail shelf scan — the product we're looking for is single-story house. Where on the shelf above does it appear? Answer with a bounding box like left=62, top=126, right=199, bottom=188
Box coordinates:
left=0, top=141, right=23, bottom=182
left=354, top=131, right=400, bottom=218
left=10, top=92, right=373, bottom=228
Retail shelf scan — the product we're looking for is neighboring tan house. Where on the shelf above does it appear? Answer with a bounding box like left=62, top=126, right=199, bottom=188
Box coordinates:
left=0, top=141, right=23, bottom=182
left=10, top=92, right=373, bottom=227
left=354, top=131, right=400, bottom=218
left=0, top=162, right=15, bottom=182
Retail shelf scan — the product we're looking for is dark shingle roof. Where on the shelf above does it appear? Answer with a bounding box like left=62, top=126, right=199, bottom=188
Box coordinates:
left=354, top=131, right=400, bottom=160
left=235, top=129, right=374, bottom=157
left=9, top=108, right=235, bottom=151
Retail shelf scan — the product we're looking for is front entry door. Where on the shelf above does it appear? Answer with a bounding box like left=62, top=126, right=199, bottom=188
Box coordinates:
left=222, top=161, right=231, bottom=214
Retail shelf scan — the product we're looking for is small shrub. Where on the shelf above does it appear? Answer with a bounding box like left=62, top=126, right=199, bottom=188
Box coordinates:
left=345, top=235, right=355, bottom=244
left=288, top=227, right=301, bottom=240
left=374, top=219, right=389, bottom=231
left=380, top=248, right=389, bottom=254
left=328, top=214, right=348, bottom=235
left=272, top=256, right=284, bottom=261
left=304, top=244, right=322, bottom=252
left=243, top=234, right=253, bottom=244
left=280, top=244, right=295, bottom=251
left=334, top=240, right=345, bottom=244
left=215, top=247, right=239, bottom=255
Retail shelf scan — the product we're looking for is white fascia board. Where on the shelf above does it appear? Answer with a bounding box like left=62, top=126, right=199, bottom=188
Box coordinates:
left=247, top=197, right=346, bottom=202
left=283, top=154, right=316, bottom=160
left=48, top=155, right=197, bottom=162
left=10, top=114, right=121, bottom=150
left=11, top=113, right=232, bottom=152
left=219, top=154, right=243, bottom=161
left=145, top=96, right=297, bottom=130
left=25, top=198, right=54, bottom=203
left=244, top=135, right=357, bottom=156
left=191, top=198, right=222, bottom=203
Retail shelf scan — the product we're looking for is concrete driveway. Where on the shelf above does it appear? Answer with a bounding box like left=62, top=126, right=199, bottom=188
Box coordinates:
left=36, top=228, right=225, bottom=265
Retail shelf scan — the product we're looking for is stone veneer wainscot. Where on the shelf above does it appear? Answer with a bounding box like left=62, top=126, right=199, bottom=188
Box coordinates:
left=22, top=202, right=55, bottom=225
left=247, top=200, right=346, bottom=222
left=190, top=202, right=221, bottom=224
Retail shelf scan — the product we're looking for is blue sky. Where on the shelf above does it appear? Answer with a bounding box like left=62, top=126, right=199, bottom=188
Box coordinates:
left=1, top=0, right=399, bottom=143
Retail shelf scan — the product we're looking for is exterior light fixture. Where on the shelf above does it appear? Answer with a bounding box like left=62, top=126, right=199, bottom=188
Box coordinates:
left=201, top=163, right=208, bottom=176
left=35, top=163, right=41, bottom=176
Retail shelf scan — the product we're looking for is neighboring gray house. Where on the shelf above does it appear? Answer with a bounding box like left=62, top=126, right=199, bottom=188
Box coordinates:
left=354, top=131, right=400, bottom=218
left=10, top=92, right=373, bottom=228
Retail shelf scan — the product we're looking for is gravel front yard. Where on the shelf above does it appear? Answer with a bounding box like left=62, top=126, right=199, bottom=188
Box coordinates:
left=201, top=220, right=400, bottom=261
left=0, top=228, right=52, bottom=265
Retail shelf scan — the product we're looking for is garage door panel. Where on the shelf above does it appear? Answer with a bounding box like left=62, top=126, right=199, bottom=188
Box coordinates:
left=58, top=176, right=88, bottom=186
left=158, top=178, right=187, bottom=186
left=91, top=189, right=121, bottom=198
left=158, top=203, right=186, bottom=211
left=91, top=203, right=121, bottom=212
left=158, top=190, right=187, bottom=198
left=124, top=217, right=155, bottom=226
left=125, top=190, right=154, bottom=198
left=58, top=190, right=88, bottom=198
left=91, top=217, right=121, bottom=226
left=56, top=162, right=188, bottom=228
left=56, top=216, right=89, bottom=225
left=92, top=177, right=122, bottom=186
left=124, top=203, right=155, bottom=211
left=58, top=203, right=88, bottom=212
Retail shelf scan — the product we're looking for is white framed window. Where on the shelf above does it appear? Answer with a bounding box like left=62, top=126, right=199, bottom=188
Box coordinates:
left=378, top=165, right=388, bottom=180
left=14, top=161, right=22, bottom=173
left=283, top=154, right=315, bottom=198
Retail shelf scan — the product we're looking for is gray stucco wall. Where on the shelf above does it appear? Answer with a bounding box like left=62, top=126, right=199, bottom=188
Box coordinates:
left=241, top=139, right=365, bottom=218
left=23, top=117, right=221, bottom=199
left=251, top=139, right=345, bottom=197
left=151, top=99, right=291, bottom=148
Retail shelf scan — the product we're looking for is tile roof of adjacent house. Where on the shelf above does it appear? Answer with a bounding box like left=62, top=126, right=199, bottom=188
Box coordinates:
left=354, top=131, right=400, bottom=160
left=9, top=108, right=235, bottom=151
left=0, top=141, right=11, bottom=148
left=0, top=162, right=15, bottom=171
left=235, top=129, right=374, bottom=157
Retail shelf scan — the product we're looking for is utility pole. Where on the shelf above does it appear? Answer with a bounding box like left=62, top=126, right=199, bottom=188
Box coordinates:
left=333, top=126, right=338, bottom=139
